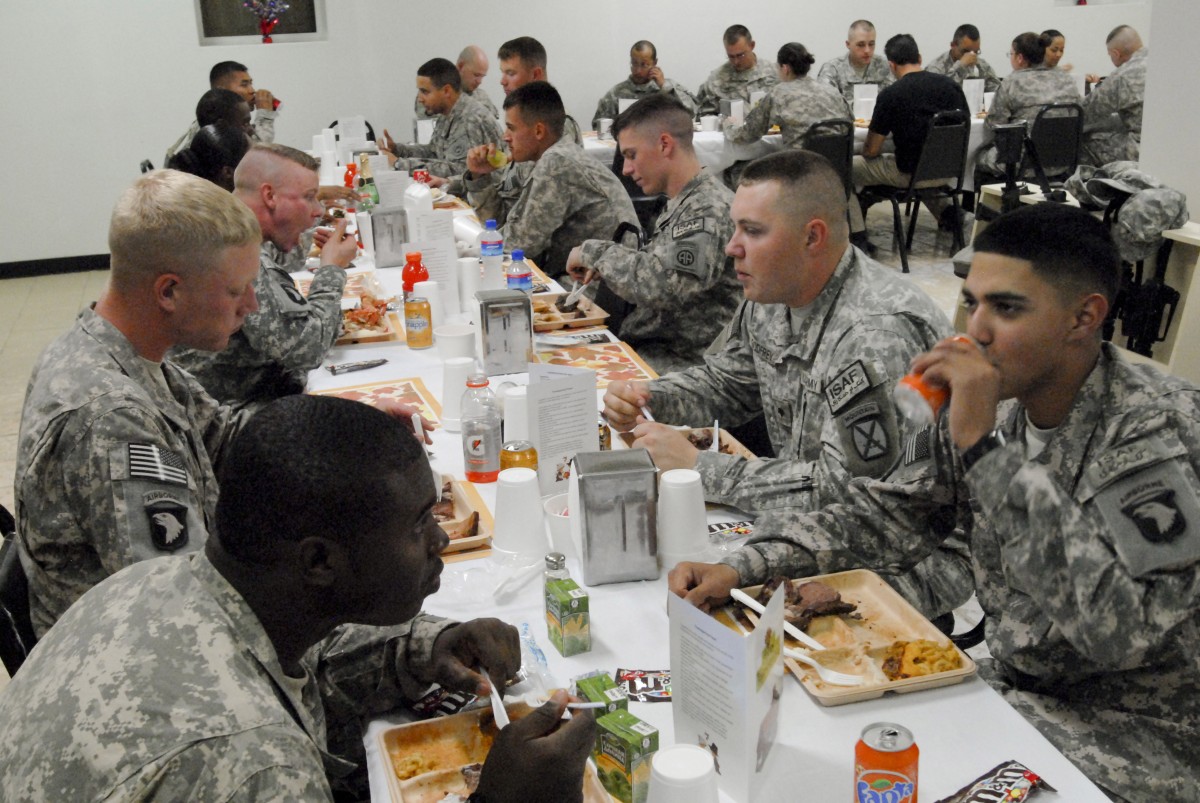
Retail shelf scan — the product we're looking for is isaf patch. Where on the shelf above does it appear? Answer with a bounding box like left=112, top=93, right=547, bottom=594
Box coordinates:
left=144, top=491, right=190, bottom=552
left=1094, top=458, right=1200, bottom=576
left=671, top=217, right=709, bottom=239
left=824, top=361, right=872, bottom=414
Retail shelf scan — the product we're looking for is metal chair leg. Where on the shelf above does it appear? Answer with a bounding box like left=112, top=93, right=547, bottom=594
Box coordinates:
left=890, top=199, right=909, bottom=273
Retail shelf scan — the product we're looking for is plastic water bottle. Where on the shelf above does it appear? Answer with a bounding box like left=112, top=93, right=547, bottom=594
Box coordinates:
left=505, top=249, right=533, bottom=294
left=461, top=373, right=502, bottom=483
left=479, top=219, right=505, bottom=291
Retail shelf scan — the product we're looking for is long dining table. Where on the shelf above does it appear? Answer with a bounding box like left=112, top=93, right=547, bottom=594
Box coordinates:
left=300, top=262, right=1110, bottom=802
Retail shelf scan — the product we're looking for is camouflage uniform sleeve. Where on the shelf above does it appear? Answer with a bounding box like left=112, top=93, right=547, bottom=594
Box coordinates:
left=466, top=161, right=528, bottom=228
left=979, top=59, right=1002, bottom=92
left=718, top=418, right=965, bottom=588
left=592, top=87, right=619, bottom=131
left=723, top=91, right=773, bottom=144
left=695, top=76, right=719, bottom=117
left=816, top=59, right=842, bottom=96
left=664, top=81, right=699, bottom=117
left=970, top=410, right=1200, bottom=668
left=240, top=264, right=346, bottom=373
left=499, top=153, right=575, bottom=262
left=649, top=302, right=764, bottom=426
left=1083, top=71, right=1125, bottom=130
left=578, top=211, right=729, bottom=308
left=252, top=109, right=276, bottom=145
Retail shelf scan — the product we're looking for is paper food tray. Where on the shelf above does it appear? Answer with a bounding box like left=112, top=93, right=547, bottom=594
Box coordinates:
left=377, top=702, right=609, bottom=802
left=739, top=568, right=976, bottom=706
left=532, top=294, right=610, bottom=332
left=437, top=475, right=493, bottom=555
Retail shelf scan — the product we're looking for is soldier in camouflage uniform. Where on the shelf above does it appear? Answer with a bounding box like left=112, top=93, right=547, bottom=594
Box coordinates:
left=414, top=44, right=499, bottom=122
left=172, top=144, right=357, bottom=406
left=671, top=204, right=1200, bottom=802
left=0, top=395, right=596, bottom=801
left=14, top=171, right=262, bottom=636
left=566, top=95, right=738, bottom=373
left=726, top=42, right=851, bottom=150
left=817, top=20, right=895, bottom=106
left=385, top=58, right=501, bottom=180
left=695, top=24, right=779, bottom=117
left=465, top=82, right=638, bottom=278
left=608, top=151, right=973, bottom=618
left=165, top=60, right=276, bottom=165
left=1082, top=26, right=1149, bottom=167
left=926, top=23, right=1002, bottom=92
left=591, top=40, right=698, bottom=130
left=975, top=32, right=1082, bottom=176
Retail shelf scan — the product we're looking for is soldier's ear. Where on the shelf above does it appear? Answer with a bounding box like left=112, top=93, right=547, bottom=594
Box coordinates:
left=154, top=273, right=181, bottom=311
left=296, top=536, right=344, bottom=589
left=1069, top=292, right=1109, bottom=341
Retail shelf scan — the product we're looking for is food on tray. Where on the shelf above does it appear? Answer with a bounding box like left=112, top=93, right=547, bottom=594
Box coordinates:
left=441, top=511, right=480, bottom=541
left=393, top=754, right=436, bottom=781
left=685, top=429, right=737, bottom=454
left=756, top=576, right=860, bottom=631
left=881, top=639, right=962, bottom=680
left=432, top=481, right=456, bottom=522
left=342, top=294, right=390, bottom=335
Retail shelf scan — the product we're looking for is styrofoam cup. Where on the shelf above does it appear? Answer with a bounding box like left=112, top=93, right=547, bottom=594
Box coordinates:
left=647, top=745, right=718, bottom=803
left=492, top=468, right=548, bottom=560
left=435, top=324, right=476, bottom=361
left=543, top=493, right=574, bottom=559
left=441, top=357, right=475, bottom=432
left=656, top=469, right=708, bottom=570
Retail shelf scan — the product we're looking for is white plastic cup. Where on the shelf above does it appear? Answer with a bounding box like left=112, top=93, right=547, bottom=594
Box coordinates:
left=502, top=386, right=530, bottom=442
left=492, top=468, right=548, bottom=560
left=700, top=115, right=719, bottom=132
left=435, top=324, right=476, bottom=362
left=853, top=97, right=876, bottom=121
left=656, top=469, right=709, bottom=570
left=598, top=118, right=613, bottom=139
left=647, top=744, right=719, bottom=803
left=457, top=257, right=482, bottom=311
left=543, top=493, right=574, bottom=559
left=413, top=280, right=445, bottom=327
left=441, top=357, right=475, bottom=433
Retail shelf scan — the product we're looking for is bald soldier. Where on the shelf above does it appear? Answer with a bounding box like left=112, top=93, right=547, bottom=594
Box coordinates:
left=172, top=144, right=357, bottom=405
left=14, top=170, right=262, bottom=636
left=606, top=150, right=973, bottom=619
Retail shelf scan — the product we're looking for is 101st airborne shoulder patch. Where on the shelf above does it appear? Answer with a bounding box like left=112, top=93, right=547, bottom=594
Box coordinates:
left=1093, top=447, right=1200, bottom=576
left=143, top=491, right=190, bottom=552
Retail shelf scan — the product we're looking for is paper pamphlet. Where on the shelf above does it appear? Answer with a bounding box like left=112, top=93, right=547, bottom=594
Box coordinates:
left=526, top=363, right=599, bottom=494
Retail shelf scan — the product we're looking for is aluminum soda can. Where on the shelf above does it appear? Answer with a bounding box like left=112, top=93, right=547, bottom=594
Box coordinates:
left=412, top=168, right=431, bottom=184
left=893, top=335, right=978, bottom=425
left=404, top=297, right=433, bottom=349
left=854, top=722, right=918, bottom=803
left=500, top=440, right=538, bottom=471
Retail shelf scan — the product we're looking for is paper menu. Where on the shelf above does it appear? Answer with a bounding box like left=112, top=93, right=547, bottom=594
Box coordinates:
left=404, top=239, right=460, bottom=315
left=526, top=363, right=599, bottom=494
left=669, top=589, right=785, bottom=803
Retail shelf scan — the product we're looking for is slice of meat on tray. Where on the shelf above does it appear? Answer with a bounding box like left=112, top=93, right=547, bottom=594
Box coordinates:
left=755, top=576, right=859, bottom=631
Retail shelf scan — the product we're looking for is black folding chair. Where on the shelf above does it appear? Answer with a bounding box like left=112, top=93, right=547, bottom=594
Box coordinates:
left=860, top=110, right=971, bottom=273
left=1023, top=102, right=1084, bottom=187
left=611, top=150, right=667, bottom=241
left=802, top=118, right=855, bottom=200
left=139, top=160, right=154, bottom=174
left=0, top=508, right=37, bottom=676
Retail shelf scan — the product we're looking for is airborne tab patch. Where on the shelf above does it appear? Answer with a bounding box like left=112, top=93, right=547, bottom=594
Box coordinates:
left=824, top=361, right=872, bottom=414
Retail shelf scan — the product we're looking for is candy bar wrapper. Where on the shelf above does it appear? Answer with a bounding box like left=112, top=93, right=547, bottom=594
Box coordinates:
left=615, top=668, right=672, bottom=702
left=935, top=760, right=1056, bottom=803
left=409, top=685, right=476, bottom=719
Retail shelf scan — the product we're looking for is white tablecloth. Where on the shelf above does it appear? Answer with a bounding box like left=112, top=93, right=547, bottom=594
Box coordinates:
left=582, top=119, right=988, bottom=190
left=304, top=268, right=1107, bottom=802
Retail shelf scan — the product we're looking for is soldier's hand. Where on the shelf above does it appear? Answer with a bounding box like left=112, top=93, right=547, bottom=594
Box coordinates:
left=319, top=218, right=357, bottom=268
left=317, top=185, right=355, bottom=203
left=253, top=88, right=276, bottom=110
left=565, top=246, right=596, bottom=285
left=908, top=335, right=999, bottom=452
left=648, top=66, right=666, bottom=87
left=630, top=422, right=699, bottom=472
left=467, top=144, right=499, bottom=176
left=603, top=380, right=652, bottom=432
left=668, top=562, right=740, bottom=612
left=958, top=52, right=979, bottom=68
left=427, top=175, right=448, bottom=189
left=428, top=618, right=521, bottom=696
left=373, top=402, right=436, bottom=444
left=380, top=128, right=398, bottom=154
left=476, top=691, right=596, bottom=803
left=1085, top=72, right=1101, bottom=85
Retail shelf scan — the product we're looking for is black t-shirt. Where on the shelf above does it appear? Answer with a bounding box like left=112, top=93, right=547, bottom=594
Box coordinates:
left=870, top=71, right=968, bottom=173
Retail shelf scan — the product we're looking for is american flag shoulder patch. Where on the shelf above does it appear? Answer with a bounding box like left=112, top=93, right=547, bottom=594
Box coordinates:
left=128, top=443, right=189, bottom=486
left=903, top=426, right=934, bottom=466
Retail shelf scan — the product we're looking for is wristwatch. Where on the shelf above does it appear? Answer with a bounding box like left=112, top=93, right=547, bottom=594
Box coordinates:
left=959, top=429, right=1007, bottom=472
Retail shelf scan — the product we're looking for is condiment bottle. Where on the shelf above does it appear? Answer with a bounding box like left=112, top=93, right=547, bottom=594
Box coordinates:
left=544, top=552, right=570, bottom=613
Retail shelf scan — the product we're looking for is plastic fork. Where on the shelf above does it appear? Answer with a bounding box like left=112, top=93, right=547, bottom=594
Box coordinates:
left=783, top=647, right=865, bottom=687
left=730, top=588, right=827, bottom=652
left=710, top=419, right=720, bottom=452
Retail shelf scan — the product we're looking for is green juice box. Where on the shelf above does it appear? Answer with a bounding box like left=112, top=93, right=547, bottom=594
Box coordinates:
left=545, top=577, right=590, bottom=656
left=593, top=710, right=659, bottom=803
left=575, top=672, right=629, bottom=713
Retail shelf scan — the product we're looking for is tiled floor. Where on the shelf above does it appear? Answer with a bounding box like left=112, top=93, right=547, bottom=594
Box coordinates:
left=0, top=206, right=972, bottom=687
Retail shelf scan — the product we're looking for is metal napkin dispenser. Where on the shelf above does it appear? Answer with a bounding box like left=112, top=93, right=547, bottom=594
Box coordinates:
left=570, top=450, right=659, bottom=586
left=475, top=289, right=533, bottom=376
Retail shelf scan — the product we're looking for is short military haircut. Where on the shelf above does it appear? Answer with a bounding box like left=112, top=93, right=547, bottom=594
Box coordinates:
left=613, top=93, right=694, bottom=151
left=974, top=204, right=1120, bottom=304
left=739, top=150, right=849, bottom=238
left=723, top=24, right=752, bottom=46
left=108, top=170, right=260, bottom=290
left=196, top=88, right=246, bottom=127
left=631, top=40, right=657, bottom=61
left=885, top=34, right=921, bottom=66
left=849, top=19, right=876, bottom=36
left=1012, top=32, right=1050, bottom=65
left=777, top=42, right=817, bottom=77
left=1106, top=25, right=1142, bottom=55
left=209, top=60, right=248, bottom=87
left=953, top=24, right=981, bottom=44
left=215, top=395, right=427, bottom=565
left=503, top=81, right=566, bottom=140
left=418, top=57, right=462, bottom=92
left=498, top=36, right=547, bottom=70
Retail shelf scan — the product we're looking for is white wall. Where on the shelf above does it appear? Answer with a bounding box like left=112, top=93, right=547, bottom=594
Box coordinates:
left=1140, top=0, right=1199, bottom=204
left=0, top=0, right=1158, bottom=268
